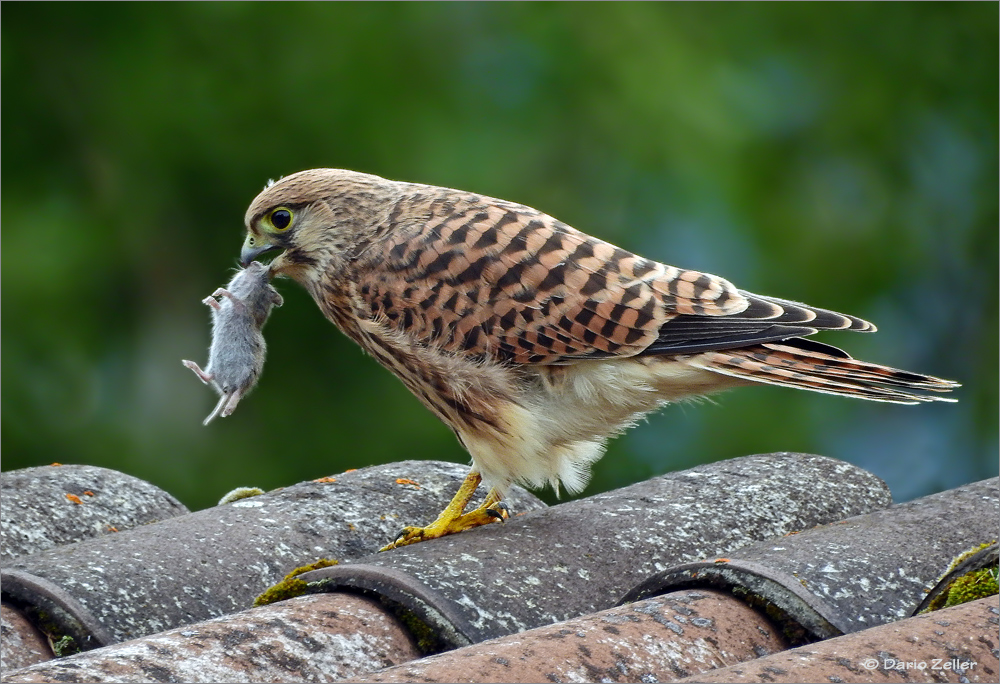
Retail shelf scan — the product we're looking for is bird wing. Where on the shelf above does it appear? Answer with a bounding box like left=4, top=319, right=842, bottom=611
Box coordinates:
left=637, top=291, right=873, bottom=357
left=353, top=192, right=869, bottom=364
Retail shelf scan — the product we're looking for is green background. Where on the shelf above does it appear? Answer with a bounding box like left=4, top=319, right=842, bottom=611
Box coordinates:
left=3, top=3, right=996, bottom=512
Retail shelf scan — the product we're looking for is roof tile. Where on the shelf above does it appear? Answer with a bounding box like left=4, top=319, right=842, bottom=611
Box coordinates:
left=355, top=588, right=789, bottom=683
left=1, top=465, right=188, bottom=562
left=0, top=604, right=53, bottom=671
left=0, top=593, right=419, bottom=683
left=0, top=461, right=545, bottom=650
left=298, top=452, right=890, bottom=648
left=621, top=478, right=999, bottom=641
left=671, top=597, right=999, bottom=683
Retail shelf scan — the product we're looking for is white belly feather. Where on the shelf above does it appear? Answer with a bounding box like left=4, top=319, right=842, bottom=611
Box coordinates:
left=462, top=356, right=745, bottom=496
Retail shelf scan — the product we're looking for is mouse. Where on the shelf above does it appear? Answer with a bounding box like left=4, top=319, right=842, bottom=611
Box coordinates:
left=183, top=261, right=283, bottom=425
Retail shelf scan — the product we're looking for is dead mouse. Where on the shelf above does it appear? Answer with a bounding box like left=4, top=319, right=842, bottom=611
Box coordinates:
left=183, top=261, right=283, bottom=425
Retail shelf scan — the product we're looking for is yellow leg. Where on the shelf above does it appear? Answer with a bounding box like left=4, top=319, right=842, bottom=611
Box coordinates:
left=380, top=471, right=509, bottom=551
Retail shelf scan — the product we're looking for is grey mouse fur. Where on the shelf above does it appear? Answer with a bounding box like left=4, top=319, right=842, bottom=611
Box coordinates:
left=183, top=261, right=283, bottom=425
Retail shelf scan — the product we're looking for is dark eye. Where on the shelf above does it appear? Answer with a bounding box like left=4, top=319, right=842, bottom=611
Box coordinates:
left=270, top=208, right=292, bottom=230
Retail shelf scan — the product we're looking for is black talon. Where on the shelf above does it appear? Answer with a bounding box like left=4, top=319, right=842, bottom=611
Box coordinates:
left=486, top=501, right=511, bottom=521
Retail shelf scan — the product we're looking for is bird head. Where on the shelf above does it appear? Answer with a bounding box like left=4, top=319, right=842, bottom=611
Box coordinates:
left=241, top=168, right=399, bottom=283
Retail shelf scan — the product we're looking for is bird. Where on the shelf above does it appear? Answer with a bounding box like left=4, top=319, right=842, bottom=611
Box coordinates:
left=239, top=168, right=958, bottom=550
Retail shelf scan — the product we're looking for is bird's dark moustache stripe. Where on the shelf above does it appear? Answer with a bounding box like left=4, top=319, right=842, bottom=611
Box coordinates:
left=282, top=249, right=318, bottom=267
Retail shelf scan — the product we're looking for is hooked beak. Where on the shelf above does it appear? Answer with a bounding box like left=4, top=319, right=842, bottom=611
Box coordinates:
left=240, top=234, right=283, bottom=267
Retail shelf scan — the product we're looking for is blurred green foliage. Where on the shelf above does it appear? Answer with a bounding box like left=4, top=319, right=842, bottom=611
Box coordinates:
left=2, top=3, right=996, bottom=511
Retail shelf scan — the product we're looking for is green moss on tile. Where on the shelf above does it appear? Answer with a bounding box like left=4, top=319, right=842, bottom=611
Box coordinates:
left=391, top=603, right=447, bottom=654
left=253, top=558, right=339, bottom=607
left=944, top=541, right=996, bottom=575
left=50, top=635, right=78, bottom=657
left=927, top=565, right=999, bottom=611
left=218, top=487, right=266, bottom=505
left=27, top=609, right=81, bottom=658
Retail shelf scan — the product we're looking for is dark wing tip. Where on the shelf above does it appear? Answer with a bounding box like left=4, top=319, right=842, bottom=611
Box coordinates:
left=738, top=291, right=875, bottom=332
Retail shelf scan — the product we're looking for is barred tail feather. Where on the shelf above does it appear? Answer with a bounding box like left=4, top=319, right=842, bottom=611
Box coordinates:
left=689, top=340, right=959, bottom=405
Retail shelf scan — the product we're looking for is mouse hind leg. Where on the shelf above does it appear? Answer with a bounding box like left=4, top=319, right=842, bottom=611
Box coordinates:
left=183, top=360, right=214, bottom=385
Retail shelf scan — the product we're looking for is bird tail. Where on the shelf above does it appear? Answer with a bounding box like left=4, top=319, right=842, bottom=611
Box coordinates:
left=688, top=339, right=959, bottom=405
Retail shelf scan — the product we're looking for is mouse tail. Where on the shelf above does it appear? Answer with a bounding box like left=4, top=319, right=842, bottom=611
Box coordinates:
left=203, top=394, right=230, bottom=426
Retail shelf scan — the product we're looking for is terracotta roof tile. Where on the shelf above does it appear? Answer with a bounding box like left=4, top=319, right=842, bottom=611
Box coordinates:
left=297, top=452, right=891, bottom=648
left=672, top=597, right=999, bottom=683
left=355, top=588, right=790, bottom=683
left=622, top=478, right=999, bottom=642
left=1, top=456, right=996, bottom=683
left=0, top=604, right=53, bottom=671
left=1, top=593, right=418, bottom=684
left=1, top=461, right=545, bottom=650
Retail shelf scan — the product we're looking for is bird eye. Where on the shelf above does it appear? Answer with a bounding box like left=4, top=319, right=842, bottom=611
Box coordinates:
left=269, top=208, right=293, bottom=231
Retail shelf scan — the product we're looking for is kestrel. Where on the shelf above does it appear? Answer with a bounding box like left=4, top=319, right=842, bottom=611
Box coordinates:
left=239, top=169, right=958, bottom=550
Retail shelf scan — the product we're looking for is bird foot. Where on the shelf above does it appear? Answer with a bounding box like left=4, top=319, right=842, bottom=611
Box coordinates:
left=380, top=469, right=511, bottom=553
left=380, top=500, right=509, bottom=551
